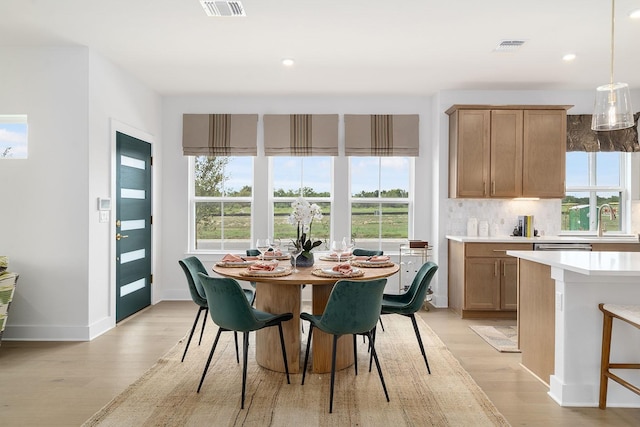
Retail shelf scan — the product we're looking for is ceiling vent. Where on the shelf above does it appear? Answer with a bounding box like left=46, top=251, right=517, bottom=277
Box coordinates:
left=494, top=40, right=526, bottom=52
left=200, top=1, right=246, bottom=17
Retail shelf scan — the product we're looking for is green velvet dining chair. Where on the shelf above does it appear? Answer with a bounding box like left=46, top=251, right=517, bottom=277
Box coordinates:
left=351, top=249, right=386, bottom=331
left=370, top=261, right=438, bottom=374
left=300, top=278, right=389, bottom=413
left=178, top=257, right=255, bottom=364
left=196, top=273, right=293, bottom=409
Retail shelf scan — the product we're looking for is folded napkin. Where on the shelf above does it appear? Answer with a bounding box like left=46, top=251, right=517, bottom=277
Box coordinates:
left=248, top=262, right=277, bottom=271
left=221, top=254, right=245, bottom=262
left=264, top=249, right=283, bottom=257
left=332, top=263, right=353, bottom=275
left=352, top=255, right=390, bottom=262
left=329, top=252, right=352, bottom=258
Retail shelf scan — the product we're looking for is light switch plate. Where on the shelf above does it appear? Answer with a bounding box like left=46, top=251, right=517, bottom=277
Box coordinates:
left=99, top=211, right=110, bottom=223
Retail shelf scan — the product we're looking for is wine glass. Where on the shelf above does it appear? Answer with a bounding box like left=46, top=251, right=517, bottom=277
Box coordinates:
left=345, top=237, right=355, bottom=260
left=331, top=239, right=347, bottom=263
left=270, top=237, right=281, bottom=255
left=287, top=244, right=302, bottom=272
left=256, top=238, right=270, bottom=261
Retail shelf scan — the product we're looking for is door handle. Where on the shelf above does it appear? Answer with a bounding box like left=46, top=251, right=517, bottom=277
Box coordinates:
left=116, top=233, right=129, bottom=241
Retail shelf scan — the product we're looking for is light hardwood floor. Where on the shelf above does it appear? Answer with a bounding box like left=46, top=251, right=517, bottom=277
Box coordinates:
left=1, top=301, right=639, bottom=426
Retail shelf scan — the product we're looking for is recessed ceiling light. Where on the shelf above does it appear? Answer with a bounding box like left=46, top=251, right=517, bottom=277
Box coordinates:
left=282, top=59, right=295, bottom=67
left=630, top=9, right=640, bottom=19
left=562, top=53, right=576, bottom=62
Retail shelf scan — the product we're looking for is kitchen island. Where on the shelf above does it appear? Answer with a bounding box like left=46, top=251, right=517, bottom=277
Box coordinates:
left=507, top=250, right=640, bottom=407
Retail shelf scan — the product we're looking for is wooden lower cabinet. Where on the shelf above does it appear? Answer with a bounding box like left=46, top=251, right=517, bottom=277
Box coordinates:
left=449, top=241, right=532, bottom=318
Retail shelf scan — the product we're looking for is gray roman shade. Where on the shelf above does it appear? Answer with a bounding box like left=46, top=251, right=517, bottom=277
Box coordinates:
left=263, top=114, right=338, bottom=156
left=182, top=114, right=258, bottom=156
left=567, top=113, right=639, bottom=152
left=345, top=114, right=419, bottom=156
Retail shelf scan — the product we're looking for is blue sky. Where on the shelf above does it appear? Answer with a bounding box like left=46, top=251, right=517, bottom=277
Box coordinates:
left=0, top=120, right=28, bottom=159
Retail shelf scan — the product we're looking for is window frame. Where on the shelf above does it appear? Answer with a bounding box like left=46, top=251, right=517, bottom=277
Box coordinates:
left=348, top=156, right=414, bottom=252
left=188, top=156, right=254, bottom=251
left=563, top=151, right=628, bottom=234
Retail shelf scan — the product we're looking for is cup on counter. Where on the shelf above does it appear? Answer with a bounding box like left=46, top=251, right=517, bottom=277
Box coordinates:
left=467, top=218, right=478, bottom=237
left=478, top=220, right=489, bottom=237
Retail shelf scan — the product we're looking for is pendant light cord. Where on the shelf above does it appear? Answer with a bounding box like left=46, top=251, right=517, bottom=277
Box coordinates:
left=610, top=0, right=615, bottom=86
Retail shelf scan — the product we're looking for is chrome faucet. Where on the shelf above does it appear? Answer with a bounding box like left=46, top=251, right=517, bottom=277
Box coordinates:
left=597, top=203, right=616, bottom=237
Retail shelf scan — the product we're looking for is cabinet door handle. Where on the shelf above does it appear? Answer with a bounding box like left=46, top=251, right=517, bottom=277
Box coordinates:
left=492, top=250, right=507, bottom=253
left=483, top=182, right=486, bottom=197
left=494, top=261, right=498, bottom=277
left=491, top=181, right=495, bottom=195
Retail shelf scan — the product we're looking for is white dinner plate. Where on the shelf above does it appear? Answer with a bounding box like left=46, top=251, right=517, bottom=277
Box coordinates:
left=321, top=267, right=360, bottom=276
left=218, top=260, right=254, bottom=266
left=246, top=266, right=287, bottom=275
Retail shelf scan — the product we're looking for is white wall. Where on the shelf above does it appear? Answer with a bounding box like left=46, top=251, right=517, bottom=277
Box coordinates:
left=0, top=47, right=162, bottom=340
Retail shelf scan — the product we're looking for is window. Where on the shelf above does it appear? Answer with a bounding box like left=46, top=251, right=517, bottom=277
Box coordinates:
left=562, top=152, right=625, bottom=233
left=350, top=157, right=411, bottom=252
left=191, top=156, right=253, bottom=250
left=0, top=115, right=28, bottom=159
left=272, top=157, right=331, bottom=246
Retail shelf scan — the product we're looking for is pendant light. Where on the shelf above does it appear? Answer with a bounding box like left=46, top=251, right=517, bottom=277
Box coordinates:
left=591, top=0, right=634, bottom=131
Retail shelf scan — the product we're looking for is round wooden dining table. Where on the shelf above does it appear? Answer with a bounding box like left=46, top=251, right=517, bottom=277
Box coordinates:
left=211, top=257, right=399, bottom=374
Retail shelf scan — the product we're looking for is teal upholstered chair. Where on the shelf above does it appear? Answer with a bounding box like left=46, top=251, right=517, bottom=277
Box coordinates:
left=352, top=249, right=386, bottom=332
left=178, top=257, right=255, bottom=363
left=352, top=248, right=384, bottom=257
left=371, top=261, right=438, bottom=374
left=196, top=274, right=293, bottom=409
left=300, top=278, right=389, bottom=413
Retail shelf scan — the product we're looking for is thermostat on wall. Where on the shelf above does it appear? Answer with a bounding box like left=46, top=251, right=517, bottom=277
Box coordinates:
left=98, top=197, right=111, bottom=211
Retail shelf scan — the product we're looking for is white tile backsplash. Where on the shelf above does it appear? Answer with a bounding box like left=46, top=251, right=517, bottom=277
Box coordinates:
left=445, top=199, right=561, bottom=237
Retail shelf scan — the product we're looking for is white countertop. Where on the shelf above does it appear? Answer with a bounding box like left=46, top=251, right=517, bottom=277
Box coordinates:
left=446, top=234, right=640, bottom=244
left=506, top=250, right=640, bottom=276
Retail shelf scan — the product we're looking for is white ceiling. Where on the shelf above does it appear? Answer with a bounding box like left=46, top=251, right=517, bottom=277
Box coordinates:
left=1, top=0, right=639, bottom=96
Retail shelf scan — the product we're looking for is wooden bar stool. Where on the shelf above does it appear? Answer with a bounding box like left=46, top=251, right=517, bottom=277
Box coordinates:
left=598, top=303, right=640, bottom=409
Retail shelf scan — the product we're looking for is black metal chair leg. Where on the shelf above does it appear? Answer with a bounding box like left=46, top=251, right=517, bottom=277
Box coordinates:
left=301, top=323, right=314, bottom=385
left=241, top=332, right=249, bottom=409
left=378, top=316, right=385, bottom=331
left=329, top=334, right=339, bottom=413
left=182, top=306, right=206, bottom=362
left=234, top=332, right=240, bottom=364
left=277, top=323, right=290, bottom=384
left=198, top=308, right=208, bottom=345
left=369, top=326, right=378, bottom=372
left=197, top=328, right=223, bottom=393
left=353, top=334, right=358, bottom=375
left=409, top=313, right=430, bottom=374
left=368, top=330, right=389, bottom=402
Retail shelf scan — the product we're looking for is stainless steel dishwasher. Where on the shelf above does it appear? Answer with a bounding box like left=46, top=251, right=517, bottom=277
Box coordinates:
left=533, top=243, right=592, bottom=251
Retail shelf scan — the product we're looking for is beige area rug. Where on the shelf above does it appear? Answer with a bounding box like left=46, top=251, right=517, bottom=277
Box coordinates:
left=469, top=325, right=520, bottom=353
left=84, top=314, right=511, bottom=427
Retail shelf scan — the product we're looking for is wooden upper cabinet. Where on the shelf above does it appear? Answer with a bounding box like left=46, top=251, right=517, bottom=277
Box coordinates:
left=522, top=110, right=567, bottom=198
left=449, top=109, right=490, bottom=198
left=447, top=104, right=571, bottom=199
left=491, top=110, right=523, bottom=197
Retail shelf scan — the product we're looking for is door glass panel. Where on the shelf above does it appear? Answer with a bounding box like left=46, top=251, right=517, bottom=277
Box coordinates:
left=121, top=188, right=146, bottom=199
left=121, top=155, right=146, bottom=170
left=120, top=278, right=146, bottom=297
left=120, top=249, right=146, bottom=264
left=120, top=219, right=145, bottom=231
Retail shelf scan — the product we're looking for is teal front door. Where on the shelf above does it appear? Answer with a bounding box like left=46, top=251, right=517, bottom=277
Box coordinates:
left=115, top=132, right=152, bottom=322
